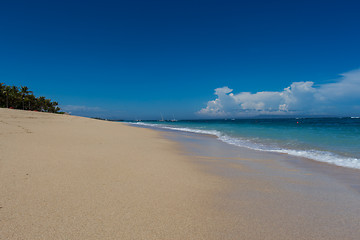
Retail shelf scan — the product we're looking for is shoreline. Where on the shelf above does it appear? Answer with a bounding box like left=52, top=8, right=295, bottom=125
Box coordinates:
left=1, top=108, right=360, bottom=239
left=128, top=121, right=360, bottom=170
left=131, top=123, right=360, bottom=239
left=145, top=123, right=360, bottom=193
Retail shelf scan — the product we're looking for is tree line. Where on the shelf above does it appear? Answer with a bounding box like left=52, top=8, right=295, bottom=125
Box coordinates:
left=0, top=83, right=61, bottom=113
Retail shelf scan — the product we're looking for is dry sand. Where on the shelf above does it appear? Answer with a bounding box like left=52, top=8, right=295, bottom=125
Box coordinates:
left=0, top=108, right=227, bottom=239
left=1, top=108, right=360, bottom=240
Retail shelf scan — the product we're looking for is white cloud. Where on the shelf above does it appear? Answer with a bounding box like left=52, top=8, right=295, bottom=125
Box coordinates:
left=198, top=68, right=360, bottom=117
left=317, top=69, right=360, bottom=102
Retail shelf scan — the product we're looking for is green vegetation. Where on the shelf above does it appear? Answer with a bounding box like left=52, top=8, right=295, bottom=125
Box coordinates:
left=0, top=83, right=61, bottom=113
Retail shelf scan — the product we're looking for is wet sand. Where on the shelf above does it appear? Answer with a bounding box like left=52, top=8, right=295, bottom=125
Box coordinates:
left=1, top=108, right=360, bottom=239
left=141, top=126, right=360, bottom=239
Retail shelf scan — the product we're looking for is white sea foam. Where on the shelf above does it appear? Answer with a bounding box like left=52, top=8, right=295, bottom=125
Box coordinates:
left=128, top=122, right=360, bottom=169
left=270, top=149, right=360, bottom=169
left=131, top=122, right=222, bottom=137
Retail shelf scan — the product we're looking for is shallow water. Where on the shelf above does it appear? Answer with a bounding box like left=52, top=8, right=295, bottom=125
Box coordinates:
left=128, top=118, right=360, bottom=169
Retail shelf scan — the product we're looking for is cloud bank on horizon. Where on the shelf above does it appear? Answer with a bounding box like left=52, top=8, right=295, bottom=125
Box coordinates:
left=198, top=68, right=360, bottom=117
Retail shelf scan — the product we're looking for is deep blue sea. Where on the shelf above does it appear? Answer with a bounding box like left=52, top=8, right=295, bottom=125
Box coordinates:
left=128, top=118, right=360, bottom=169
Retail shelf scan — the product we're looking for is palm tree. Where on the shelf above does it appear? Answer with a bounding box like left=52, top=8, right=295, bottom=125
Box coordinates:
left=0, top=83, right=8, bottom=108
left=4, top=85, right=11, bottom=108
left=25, top=93, right=36, bottom=110
left=20, top=86, right=31, bottom=110
left=51, top=101, right=59, bottom=113
left=0, top=83, right=61, bottom=113
left=9, top=86, right=19, bottom=108
left=38, top=96, right=46, bottom=111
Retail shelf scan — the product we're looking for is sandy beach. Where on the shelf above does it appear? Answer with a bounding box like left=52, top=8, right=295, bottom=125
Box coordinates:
left=1, top=108, right=360, bottom=239
left=0, top=108, right=227, bottom=239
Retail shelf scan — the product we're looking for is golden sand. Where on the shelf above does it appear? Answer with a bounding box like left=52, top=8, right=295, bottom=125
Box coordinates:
left=0, top=109, right=227, bottom=239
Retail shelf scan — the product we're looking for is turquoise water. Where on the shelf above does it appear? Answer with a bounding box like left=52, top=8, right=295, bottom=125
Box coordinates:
left=129, top=118, right=360, bottom=169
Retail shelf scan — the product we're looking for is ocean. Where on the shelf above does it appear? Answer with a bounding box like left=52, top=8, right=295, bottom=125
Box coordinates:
left=128, top=117, right=360, bottom=170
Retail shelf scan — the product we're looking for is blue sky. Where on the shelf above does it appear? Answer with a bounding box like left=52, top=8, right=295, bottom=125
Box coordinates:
left=1, top=0, right=360, bottom=119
